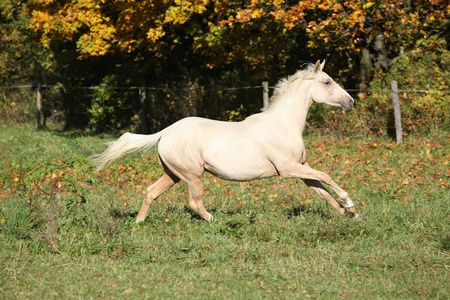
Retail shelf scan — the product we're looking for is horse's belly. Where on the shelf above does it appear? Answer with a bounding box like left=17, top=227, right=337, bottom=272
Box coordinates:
left=158, top=117, right=278, bottom=180
left=203, top=152, right=278, bottom=181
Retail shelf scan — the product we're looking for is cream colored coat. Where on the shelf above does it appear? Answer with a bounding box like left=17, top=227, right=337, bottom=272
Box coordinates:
left=92, top=61, right=361, bottom=223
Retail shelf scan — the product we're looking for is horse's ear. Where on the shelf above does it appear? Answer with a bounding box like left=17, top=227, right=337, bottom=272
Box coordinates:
left=314, top=60, right=321, bottom=73
left=320, top=59, right=326, bottom=70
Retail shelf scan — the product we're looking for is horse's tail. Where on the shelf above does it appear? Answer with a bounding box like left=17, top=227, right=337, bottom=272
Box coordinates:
left=91, top=131, right=163, bottom=172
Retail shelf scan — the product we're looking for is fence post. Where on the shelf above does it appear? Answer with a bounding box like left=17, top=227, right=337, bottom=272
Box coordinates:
left=36, top=79, right=42, bottom=129
left=139, top=84, right=147, bottom=134
left=262, top=81, right=269, bottom=111
left=391, top=80, right=402, bottom=143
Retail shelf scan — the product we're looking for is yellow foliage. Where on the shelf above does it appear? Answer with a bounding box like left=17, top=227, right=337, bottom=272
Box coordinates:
left=147, top=27, right=165, bottom=43
left=27, top=0, right=450, bottom=64
left=251, top=8, right=263, bottom=19
left=362, top=2, right=375, bottom=9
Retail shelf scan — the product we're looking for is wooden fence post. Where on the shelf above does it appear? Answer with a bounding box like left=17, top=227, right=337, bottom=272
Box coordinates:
left=262, top=81, right=269, bottom=111
left=391, top=80, right=402, bottom=143
left=36, top=79, right=42, bottom=129
left=140, top=84, right=147, bottom=134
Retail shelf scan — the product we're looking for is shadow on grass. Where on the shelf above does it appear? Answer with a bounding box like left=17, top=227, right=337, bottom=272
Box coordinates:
left=182, top=206, right=205, bottom=220
left=109, top=207, right=138, bottom=219
left=285, top=204, right=332, bottom=220
left=441, top=233, right=450, bottom=251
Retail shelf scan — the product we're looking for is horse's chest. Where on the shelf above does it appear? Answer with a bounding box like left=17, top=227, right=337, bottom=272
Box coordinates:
left=294, top=147, right=307, bottom=164
left=283, top=140, right=307, bottom=163
left=268, top=139, right=307, bottom=166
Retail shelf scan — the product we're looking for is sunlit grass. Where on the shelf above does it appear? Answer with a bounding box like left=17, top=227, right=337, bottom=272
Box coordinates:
left=0, top=124, right=449, bottom=298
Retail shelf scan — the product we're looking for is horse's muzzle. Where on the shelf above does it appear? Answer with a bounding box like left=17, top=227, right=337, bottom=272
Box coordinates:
left=342, top=97, right=354, bottom=111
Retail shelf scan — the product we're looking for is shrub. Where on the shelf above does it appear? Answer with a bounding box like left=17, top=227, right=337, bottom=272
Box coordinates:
left=0, top=88, right=35, bottom=125
left=88, top=75, right=140, bottom=133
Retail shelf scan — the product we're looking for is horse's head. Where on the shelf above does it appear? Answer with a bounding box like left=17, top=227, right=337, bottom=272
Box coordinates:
left=309, top=60, right=354, bottom=111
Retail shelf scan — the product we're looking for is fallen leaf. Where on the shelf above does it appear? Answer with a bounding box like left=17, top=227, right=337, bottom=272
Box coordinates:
left=402, top=195, right=408, bottom=204
left=123, top=287, right=133, bottom=294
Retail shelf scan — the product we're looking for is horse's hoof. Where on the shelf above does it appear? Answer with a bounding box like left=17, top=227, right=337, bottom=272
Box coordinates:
left=209, top=215, right=215, bottom=222
left=354, top=214, right=363, bottom=222
left=136, top=217, right=145, bottom=223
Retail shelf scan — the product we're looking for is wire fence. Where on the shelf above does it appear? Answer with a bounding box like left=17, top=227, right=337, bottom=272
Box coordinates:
left=3, top=84, right=450, bottom=93
left=0, top=83, right=269, bottom=132
left=1, top=83, right=449, bottom=141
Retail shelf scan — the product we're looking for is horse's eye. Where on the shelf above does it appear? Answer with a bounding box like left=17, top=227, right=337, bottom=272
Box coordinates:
left=324, top=80, right=331, bottom=85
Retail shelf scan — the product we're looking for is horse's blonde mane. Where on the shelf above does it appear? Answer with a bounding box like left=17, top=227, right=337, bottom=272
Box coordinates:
left=269, top=63, right=319, bottom=105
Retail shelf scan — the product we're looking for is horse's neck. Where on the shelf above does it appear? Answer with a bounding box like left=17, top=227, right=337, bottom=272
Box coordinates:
left=263, top=89, right=312, bottom=137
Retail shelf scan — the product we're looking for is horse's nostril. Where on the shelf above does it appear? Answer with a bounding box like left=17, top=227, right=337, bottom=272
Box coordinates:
left=349, top=98, right=355, bottom=106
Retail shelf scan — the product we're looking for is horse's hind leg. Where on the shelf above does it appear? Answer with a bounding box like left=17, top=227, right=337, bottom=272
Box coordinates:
left=136, top=171, right=179, bottom=223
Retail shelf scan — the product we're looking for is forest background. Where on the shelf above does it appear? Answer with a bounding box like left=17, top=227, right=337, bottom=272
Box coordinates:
left=1, top=2, right=449, bottom=297
left=0, top=0, right=449, bottom=137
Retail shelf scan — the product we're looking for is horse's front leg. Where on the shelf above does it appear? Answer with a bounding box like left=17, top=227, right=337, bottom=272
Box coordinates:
left=186, top=178, right=213, bottom=222
left=284, top=162, right=361, bottom=220
left=302, top=179, right=346, bottom=215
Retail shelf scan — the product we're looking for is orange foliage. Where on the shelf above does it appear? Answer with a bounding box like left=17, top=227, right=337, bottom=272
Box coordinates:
left=28, top=0, right=449, bottom=67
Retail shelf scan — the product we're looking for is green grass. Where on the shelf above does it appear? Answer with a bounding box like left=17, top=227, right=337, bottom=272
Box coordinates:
left=1, top=124, right=449, bottom=299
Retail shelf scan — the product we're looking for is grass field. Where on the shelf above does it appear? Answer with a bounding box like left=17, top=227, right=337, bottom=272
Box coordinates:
left=0, top=124, right=449, bottom=299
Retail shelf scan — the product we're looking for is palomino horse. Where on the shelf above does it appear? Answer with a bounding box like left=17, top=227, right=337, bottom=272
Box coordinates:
left=93, top=60, right=362, bottom=223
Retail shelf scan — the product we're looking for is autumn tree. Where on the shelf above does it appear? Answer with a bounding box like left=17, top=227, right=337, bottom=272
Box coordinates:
left=29, top=0, right=449, bottom=80
left=24, top=0, right=449, bottom=131
left=0, top=0, right=59, bottom=124
left=206, top=0, right=449, bottom=84
left=0, top=0, right=52, bottom=85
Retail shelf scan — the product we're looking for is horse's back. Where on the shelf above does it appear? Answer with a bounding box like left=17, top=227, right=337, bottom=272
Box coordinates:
left=158, top=116, right=252, bottom=156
